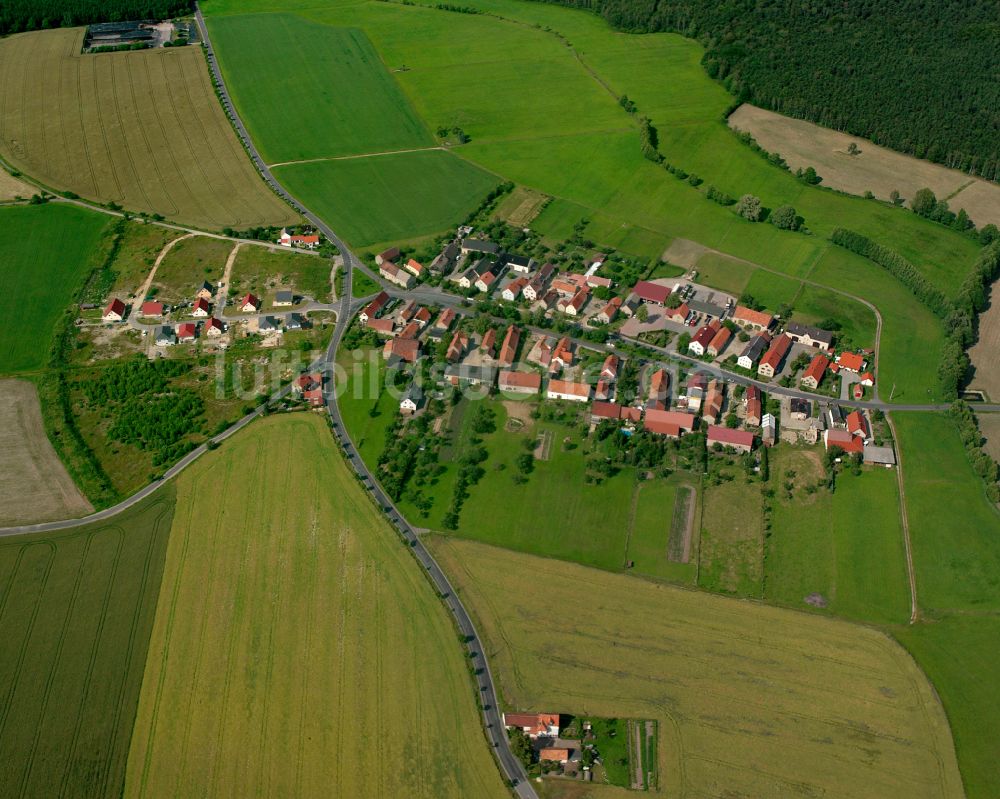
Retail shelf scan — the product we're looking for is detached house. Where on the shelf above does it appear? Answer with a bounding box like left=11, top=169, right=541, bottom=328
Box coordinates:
left=648, top=368, right=670, bottom=407
left=375, top=246, right=400, bottom=266
left=824, top=428, right=864, bottom=455
left=550, top=337, right=574, bottom=372
left=669, top=303, right=690, bottom=325
left=801, top=354, right=830, bottom=389
left=400, top=383, right=424, bottom=414
left=732, top=305, right=774, bottom=331
left=784, top=322, right=834, bottom=351
left=706, top=326, right=732, bottom=357
left=433, top=307, right=456, bottom=333
left=504, top=254, right=536, bottom=274
left=503, top=713, right=560, bottom=739
left=600, top=354, right=619, bottom=382
left=498, top=325, right=520, bottom=367
left=176, top=322, right=197, bottom=342
left=547, top=379, right=591, bottom=402
left=279, top=229, right=320, bottom=249
left=240, top=293, right=261, bottom=313
left=446, top=332, right=469, bottom=363
left=191, top=297, right=210, bottom=317
left=480, top=328, right=497, bottom=358
left=702, top=380, right=724, bottom=424
left=383, top=337, right=419, bottom=364
left=380, top=261, right=415, bottom=289
left=403, top=258, right=424, bottom=278
left=595, top=296, right=622, bottom=325
left=205, top=317, right=225, bottom=337
left=359, top=291, right=391, bottom=325
left=102, top=298, right=126, bottom=322
left=430, top=240, right=460, bottom=273
left=738, top=332, right=771, bottom=369
left=274, top=290, right=294, bottom=307
left=141, top=301, right=164, bottom=317
left=502, top=276, right=528, bottom=302
left=757, top=334, right=791, bottom=378
left=196, top=281, right=215, bottom=301
left=154, top=325, right=175, bottom=346
left=499, top=370, right=541, bottom=395
left=688, top=320, right=721, bottom=356
left=560, top=287, right=590, bottom=316
left=837, top=351, right=865, bottom=373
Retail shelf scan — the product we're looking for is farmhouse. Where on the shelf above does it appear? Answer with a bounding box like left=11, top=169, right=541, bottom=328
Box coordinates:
left=480, top=328, right=497, bottom=358
left=205, top=317, right=225, bottom=337
left=688, top=320, right=721, bottom=356
left=707, top=425, right=755, bottom=453
left=551, top=278, right=580, bottom=298
left=707, top=326, right=732, bottom=357
left=590, top=401, right=623, bottom=424
left=523, top=263, right=555, bottom=301
left=461, top=238, right=498, bottom=256
left=539, top=748, right=571, bottom=764
left=550, top=337, right=574, bottom=372
left=380, top=261, right=415, bottom=289
left=620, top=294, right=641, bottom=317
left=383, top=337, right=419, bottom=364
left=457, top=258, right=494, bottom=289
left=846, top=410, right=870, bottom=440
left=398, top=300, right=418, bottom=324
left=559, top=287, right=590, bottom=316
left=279, top=228, right=320, bottom=249
left=859, top=371, right=875, bottom=387
left=757, top=334, right=792, bottom=378
left=359, top=291, right=390, bottom=324
left=102, top=298, right=126, bottom=322
left=499, top=370, right=541, bottom=395
left=499, top=325, right=520, bottom=367
left=504, top=254, right=536, bottom=274
left=475, top=271, right=499, bottom=292
left=368, top=318, right=395, bottom=337
left=274, top=290, right=294, bottom=307
left=737, top=332, right=771, bottom=369
left=632, top=280, right=671, bottom=306
left=837, top=351, right=865, bottom=373
left=400, top=383, right=424, bottom=414
left=547, top=379, right=591, bottom=402
left=502, top=276, right=528, bottom=301
left=702, top=380, right=724, bottom=424
left=531, top=289, right=559, bottom=312
left=784, top=322, right=834, bottom=351
left=403, top=258, right=424, bottom=278
left=446, top=332, right=469, bottom=362
left=669, top=303, right=690, bottom=324
left=140, top=300, right=164, bottom=317
left=648, top=368, right=670, bottom=406
left=240, top=293, right=261, bottom=313
left=398, top=321, right=421, bottom=340
left=824, top=428, right=864, bottom=454
left=595, top=296, right=622, bottom=324
left=801, top=354, right=830, bottom=389
left=375, top=247, right=400, bottom=265
left=645, top=409, right=695, bottom=437
left=503, top=713, right=561, bottom=739
left=192, top=297, right=210, bottom=317
left=732, top=306, right=774, bottom=331
left=445, top=364, right=497, bottom=387
left=413, top=307, right=432, bottom=328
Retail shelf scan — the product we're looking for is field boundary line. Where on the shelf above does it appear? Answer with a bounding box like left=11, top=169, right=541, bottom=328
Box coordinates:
left=885, top=413, right=920, bottom=623
left=621, top=479, right=643, bottom=566
left=267, top=145, right=447, bottom=169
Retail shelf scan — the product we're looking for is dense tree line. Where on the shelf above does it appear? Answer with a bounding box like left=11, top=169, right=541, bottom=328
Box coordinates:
left=0, top=1, right=192, bottom=34
left=533, top=0, right=1000, bottom=181
left=949, top=401, right=1000, bottom=503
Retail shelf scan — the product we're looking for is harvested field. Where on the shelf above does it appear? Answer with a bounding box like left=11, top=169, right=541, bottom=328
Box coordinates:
left=667, top=485, right=694, bottom=563
left=968, top=282, right=1000, bottom=401
left=125, top=414, right=507, bottom=799
left=978, top=413, right=1000, bottom=464
left=0, top=28, right=298, bottom=230
left=0, top=380, right=92, bottom=526
left=0, top=167, right=31, bottom=200
left=495, top=186, right=550, bottom=227
left=729, top=104, right=1000, bottom=228
left=429, top=536, right=964, bottom=799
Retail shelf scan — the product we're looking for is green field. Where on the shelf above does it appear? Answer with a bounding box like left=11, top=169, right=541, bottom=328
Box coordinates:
left=697, top=477, right=764, bottom=596
left=207, top=15, right=433, bottom=163
left=273, top=150, right=499, bottom=247
left=0, top=490, right=175, bottom=798
left=0, top=204, right=109, bottom=374
left=152, top=235, right=233, bottom=302
left=0, top=28, right=297, bottom=230
left=430, top=536, right=964, bottom=799
left=228, top=243, right=332, bottom=303
left=765, top=448, right=910, bottom=625
left=125, top=414, right=507, bottom=798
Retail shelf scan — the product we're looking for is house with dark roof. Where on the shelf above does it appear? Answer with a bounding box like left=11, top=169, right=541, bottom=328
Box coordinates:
left=737, top=332, right=771, bottom=369
left=784, top=322, right=834, bottom=351
left=460, top=238, right=499, bottom=256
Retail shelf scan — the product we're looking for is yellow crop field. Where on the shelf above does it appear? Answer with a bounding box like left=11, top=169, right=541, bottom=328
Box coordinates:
left=124, top=414, right=507, bottom=799
left=430, top=536, right=964, bottom=799
left=0, top=29, right=298, bottom=230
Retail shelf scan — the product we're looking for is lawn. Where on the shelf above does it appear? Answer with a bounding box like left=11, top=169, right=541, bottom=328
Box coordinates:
left=124, top=413, right=508, bottom=799
left=228, top=243, right=332, bottom=303
left=273, top=150, right=500, bottom=247
left=892, top=412, right=1000, bottom=612
left=206, top=15, right=433, bottom=164
left=697, top=476, right=764, bottom=596
left=0, top=489, right=175, bottom=798
left=335, top=345, right=396, bottom=465
left=351, top=269, right=381, bottom=298
left=109, top=222, right=185, bottom=299
left=624, top=478, right=697, bottom=584
left=0, top=28, right=297, bottom=229
left=765, top=447, right=911, bottom=625
left=0, top=204, right=109, bottom=374
left=429, top=536, right=964, bottom=799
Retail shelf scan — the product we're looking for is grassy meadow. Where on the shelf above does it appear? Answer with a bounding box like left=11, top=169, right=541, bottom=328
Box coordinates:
left=430, top=536, right=965, bottom=799
left=152, top=236, right=233, bottom=302
left=229, top=244, right=332, bottom=303
left=125, top=414, right=507, bottom=799
left=0, top=28, right=297, bottom=229
left=0, top=204, right=109, bottom=374
left=0, top=490, right=175, bottom=799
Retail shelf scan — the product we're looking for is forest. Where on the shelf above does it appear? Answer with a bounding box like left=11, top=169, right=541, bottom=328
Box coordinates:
left=535, top=0, right=1000, bottom=182
left=0, top=0, right=192, bottom=34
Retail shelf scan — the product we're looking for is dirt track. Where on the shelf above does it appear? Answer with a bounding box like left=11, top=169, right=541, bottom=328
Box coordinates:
left=0, top=379, right=92, bottom=525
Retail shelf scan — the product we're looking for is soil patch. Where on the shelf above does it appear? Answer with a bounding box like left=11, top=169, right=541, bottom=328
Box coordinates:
left=977, top=413, right=1000, bottom=464
left=0, top=168, right=32, bottom=200
left=0, top=379, right=92, bottom=525
left=667, top=485, right=695, bottom=563
left=805, top=593, right=829, bottom=608
left=503, top=399, right=535, bottom=427
left=534, top=430, right=553, bottom=461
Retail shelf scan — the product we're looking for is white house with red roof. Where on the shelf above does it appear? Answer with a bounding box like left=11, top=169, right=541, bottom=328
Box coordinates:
left=707, top=425, right=755, bottom=453
left=547, top=379, right=591, bottom=402
left=191, top=297, right=210, bottom=317
left=240, top=293, right=261, bottom=313
left=102, top=298, right=126, bottom=322
left=503, top=713, right=561, bottom=739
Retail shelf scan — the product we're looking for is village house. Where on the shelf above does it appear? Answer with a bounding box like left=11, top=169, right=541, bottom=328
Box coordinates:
left=400, top=383, right=424, bottom=414
left=499, top=370, right=541, bottom=395
left=551, top=277, right=580, bottom=298
left=480, top=328, right=497, bottom=359
left=645, top=408, right=695, bottom=437
left=176, top=322, right=197, bottom=342
left=685, top=372, right=707, bottom=412
left=445, top=363, right=497, bottom=388
left=397, top=300, right=418, bottom=324
left=707, top=326, right=732, bottom=357
left=547, top=379, right=591, bottom=402
left=375, top=246, right=400, bottom=266
left=368, top=317, right=395, bottom=337
left=397, top=321, right=421, bottom=340
left=707, top=425, right=755, bottom=453
left=293, top=372, right=324, bottom=407
left=380, top=261, right=415, bottom=289
left=446, top=332, right=469, bottom=363
left=784, top=321, right=834, bottom=351
left=205, top=317, right=225, bottom=337
left=688, top=320, right=721, bottom=356
left=140, top=300, right=164, bottom=317
left=502, top=276, right=528, bottom=301
left=403, top=258, right=424, bottom=278
left=192, top=297, right=211, bottom=317
left=762, top=413, right=776, bottom=446
left=503, top=713, right=561, bottom=739
left=279, top=228, right=320, bottom=249
left=383, top=337, right=419, bottom=364
left=431, top=240, right=460, bottom=273
left=559, top=287, right=590, bottom=316
left=359, top=291, right=390, bottom=325
left=702, top=380, right=724, bottom=424
left=531, top=289, right=559, bottom=313
left=632, top=280, right=672, bottom=306
left=499, top=325, right=520, bottom=367
left=859, top=371, right=875, bottom=387
left=196, top=281, right=214, bottom=302
left=737, top=332, right=771, bottom=369
left=824, top=428, right=864, bottom=454
left=457, top=258, right=494, bottom=289
left=745, top=386, right=762, bottom=427
left=539, top=748, right=571, bottom=764
left=595, top=296, right=622, bottom=325
left=522, top=263, right=555, bottom=301
left=154, top=325, right=175, bottom=346
left=102, top=298, right=126, bottom=322
left=285, top=312, right=306, bottom=331
left=475, top=270, right=500, bottom=293
left=601, top=354, right=619, bottom=382
left=619, top=294, right=641, bottom=317
left=504, top=254, right=536, bottom=274
left=258, top=315, right=281, bottom=333
left=648, top=368, right=670, bottom=408
left=550, top=337, right=574, bottom=373
left=411, top=307, right=431, bottom=329
left=590, top=400, right=623, bottom=425
left=274, top=290, right=294, bottom=307
left=433, top=307, right=456, bottom=333
left=586, top=274, right=613, bottom=290
left=801, top=353, right=830, bottom=389
left=460, top=238, right=499, bottom=257
left=240, top=293, right=261, bottom=313
left=846, top=409, right=870, bottom=441
left=732, top=305, right=774, bottom=331
left=669, top=303, right=690, bottom=325
left=757, top=333, right=792, bottom=378
left=837, top=351, right=865, bottom=373
left=594, top=379, right=612, bottom=401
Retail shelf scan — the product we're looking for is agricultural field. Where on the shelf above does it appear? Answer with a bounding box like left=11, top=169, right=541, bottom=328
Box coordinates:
left=0, top=489, right=175, bottom=798
left=493, top=185, right=550, bottom=227
left=979, top=413, right=1000, bottom=464
left=0, top=28, right=297, bottom=230
left=729, top=104, right=1000, bottom=229
left=967, top=282, right=1000, bottom=401
left=0, top=167, right=32, bottom=200
left=697, top=477, right=764, bottom=596
left=0, top=203, right=110, bottom=375
left=125, top=414, right=508, bottom=799
left=0, top=380, right=92, bottom=526
left=273, top=150, right=500, bottom=247
left=228, top=241, right=332, bottom=303
left=429, top=536, right=964, bottom=799
left=765, top=447, right=910, bottom=625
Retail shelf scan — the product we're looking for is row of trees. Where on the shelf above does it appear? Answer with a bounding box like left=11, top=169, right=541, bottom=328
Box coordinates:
left=0, top=1, right=192, bottom=34
left=538, top=0, right=1000, bottom=183
left=949, top=401, right=1000, bottom=503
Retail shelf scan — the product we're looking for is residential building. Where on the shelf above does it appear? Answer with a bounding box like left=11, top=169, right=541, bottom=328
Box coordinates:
left=762, top=413, right=776, bottom=446
left=649, top=368, right=669, bottom=405
left=102, top=298, right=126, bottom=322
left=523, top=263, right=555, bottom=301
left=397, top=300, right=418, bottom=324
left=632, top=280, right=671, bottom=305
left=706, top=326, right=732, bottom=357
left=403, top=258, right=424, bottom=278
left=702, top=380, right=724, bottom=424
left=154, top=325, right=174, bottom=346
left=688, top=320, right=720, bottom=356
left=601, top=354, right=619, bottom=382
left=824, top=428, right=863, bottom=454
left=274, top=290, right=294, bottom=307
left=590, top=401, right=622, bottom=424
left=499, top=370, right=541, bottom=395
left=746, top=394, right=762, bottom=427
left=737, top=332, right=771, bottom=369
left=413, top=307, right=432, bottom=328
left=359, top=291, right=390, bottom=324
left=503, top=713, right=561, bottom=739
left=499, top=325, right=520, bottom=367
left=480, top=328, right=497, bottom=358
left=446, top=332, right=468, bottom=363
left=645, top=409, right=695, bottom=437
left=837, top=351, right=865, bottom=372
left=444, top=363, right=497, bottom=387
left=140, top=301, right=164, bottom=317
left=205, top=317, right=225, bottom=337
left=539, top=749, right=571, bottom=764
left=560, top=287, right=589, bottom=316
left=547, top=379, right=591, bottom=402
left=846, top=410, right=870, bottom=440
left=595, top=296, right=622, bottom=325
left=800, top=354, right=830, bottom=389
left=430, top=240, right=460, bottom=273
left=375, top=246, right=400, bottom=265
left=258, top=315, right=281, bottom=333
left=859, top=371, right=875, bottom=387
left=191, top=297, right=210, bottom=317
left=177, top=322, right=197, bottom=342
left=707, top=425, right=755, bottom=453
left=460, top=238, right=499, bottom=257
left=433, top=307, right=456, bottom=332
left=531, top=289, right=558, bottom=312
left=400, top=383, right=424, bottom=414
left=279, top=228, right=320, bottom=249
left=732, top=306, right=774, bottom=331
left=368, top=317, right=395, bottom=337
left=398, top=321, right=421, bottom=340
left=789, top=397, right=811, bottom=419
left=380, top=261, right=415, bottom=289
left=475, top=271, right=499, bottom=292
left=504, top=254, right=536, bottom=274
left=456, top=258, right=493, bottom=289
left=502, top=276, right=528, bottom=301
left=196, top=281, right=215, bottom=301
left=668, top=303, right=690, bottom=324
left=757, top=333, right=792, bottom=378
left=382, top=337, right=419, bottom=363
left=620, top=294, right=641, bottom=317
left=784, top=322, right=834, bottom=351
left=594, top=379, right=612, bottom=401
left=550, top=337, right=574, bottom=372
left=240, top=293, right=261, bottom=313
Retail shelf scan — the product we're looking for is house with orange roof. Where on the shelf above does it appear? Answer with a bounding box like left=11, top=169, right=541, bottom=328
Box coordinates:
left=837, top=351, right=865, bottom=373
left=480, top=328, right=497, bottom=358
left=498, top=370, right=541, bottom=395
left=595, top=296, right=622, bottom=325
left=501, top=276, right=529, bottom=302
left=499, top=325, right=520, bottom=367
left=669, top=303, right=690, bottom=324
left=824, top=428, right=864, bottom=454
left=801, top=353, right=830, bottom=389
left=732, top=305, right=774, bottom=331
left=601, top=354, right=619, bottom=381
left=368, top=318, right=395, bottom=337
left=757, top=334, right=792, bottom=378
left=446, top=332, right=468, bottom=363
left=550, top=337, right=574, bottom=373
left=644, top=409, right=695, bottom=437
left=547, top=379, right=590, bottom=402
left=503, top=713, right=561, bottom=739
left=707, top=425, right=755, bottom=453
left=403, top=258, right=424, bottom=278
left=706, top=326, right=732, bottom=357
left=383, top=337, right=419, bottom=364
